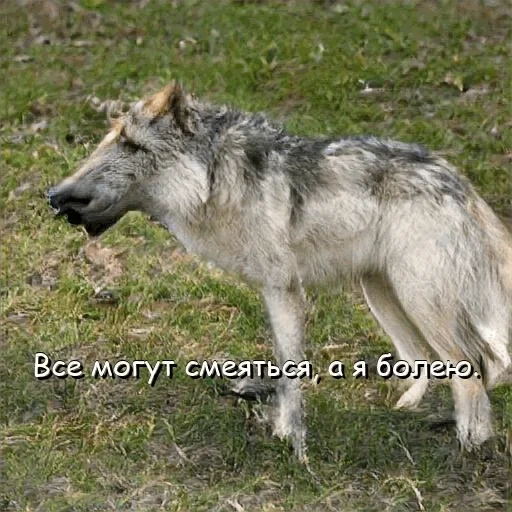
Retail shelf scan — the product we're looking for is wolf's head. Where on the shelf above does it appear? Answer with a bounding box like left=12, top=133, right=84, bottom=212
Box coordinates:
left=48, top=82, right=212, bottom=236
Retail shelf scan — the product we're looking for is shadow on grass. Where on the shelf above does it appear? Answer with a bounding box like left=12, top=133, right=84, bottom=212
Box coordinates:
left=1, top=350, right=510, bottom=510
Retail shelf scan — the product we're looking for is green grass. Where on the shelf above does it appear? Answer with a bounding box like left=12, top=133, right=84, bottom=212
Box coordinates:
left=1, top=0, right=511, bottom=510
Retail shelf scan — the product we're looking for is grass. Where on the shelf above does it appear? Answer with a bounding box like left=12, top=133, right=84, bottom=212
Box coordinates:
left=1, top=0, right=511, bottom=510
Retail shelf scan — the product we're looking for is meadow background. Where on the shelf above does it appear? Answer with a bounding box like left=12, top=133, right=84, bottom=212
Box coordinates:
left=1, top=0, right=511, bottom=510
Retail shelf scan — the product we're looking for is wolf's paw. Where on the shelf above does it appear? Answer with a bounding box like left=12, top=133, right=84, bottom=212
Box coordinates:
left=272, top=407, right=308, bottom=463
left=457, top=421, right=494, bottom=452
left=394, top=379, right=428, bottom=411
left=455, top=387, right=493, bottom=452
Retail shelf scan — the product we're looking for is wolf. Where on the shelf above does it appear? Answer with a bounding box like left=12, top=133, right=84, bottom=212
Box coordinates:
left=48, top=82, right=512, bottom=461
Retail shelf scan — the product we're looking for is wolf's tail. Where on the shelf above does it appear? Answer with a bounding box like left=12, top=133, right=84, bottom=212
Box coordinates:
left=468, top=195, right=512, bottom=388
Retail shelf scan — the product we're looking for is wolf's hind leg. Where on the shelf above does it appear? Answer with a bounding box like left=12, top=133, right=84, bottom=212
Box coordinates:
left=391, top=289, right=494, bottom=450
left=360, top=274, right=430, bottom=410
left=473, top=313, right=512, bottom=389
left=450, top=376, right=493, bottom=450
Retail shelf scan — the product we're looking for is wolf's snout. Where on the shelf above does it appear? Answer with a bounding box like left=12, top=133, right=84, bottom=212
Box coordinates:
left=47, top=183, right=94, bottom=228
left=47, top=185, right=93, bottom=212
left=47, top=182, right=122, bottom=236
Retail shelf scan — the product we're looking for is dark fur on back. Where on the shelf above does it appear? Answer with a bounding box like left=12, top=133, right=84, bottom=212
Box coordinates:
left=194, top=106, right=470, bottom=220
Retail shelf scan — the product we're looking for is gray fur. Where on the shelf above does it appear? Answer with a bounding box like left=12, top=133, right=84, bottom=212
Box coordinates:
left=48, top=83, right=512, bottom=460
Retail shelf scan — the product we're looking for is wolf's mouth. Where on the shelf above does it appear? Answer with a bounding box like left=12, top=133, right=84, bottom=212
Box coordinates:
left=61, top=207, right=84, bottom=226
left=55, top=204, right=120, bottom=236
left=83, top=218, right=119, bottom=236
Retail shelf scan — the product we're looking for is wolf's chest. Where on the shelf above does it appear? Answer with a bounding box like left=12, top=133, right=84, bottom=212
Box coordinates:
left=162, top=214, right=253, bottom=276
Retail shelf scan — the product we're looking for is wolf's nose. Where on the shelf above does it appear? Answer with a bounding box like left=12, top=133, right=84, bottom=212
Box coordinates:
left=47, top=186, right=76, bottom=211
left=47, top=185, right=93, bottom=211
left=47, top=187, right=63, bottom=210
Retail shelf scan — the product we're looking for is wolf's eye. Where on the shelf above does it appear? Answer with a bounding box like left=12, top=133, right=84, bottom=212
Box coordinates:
left=121, top=135, right=142, bottom=152
left=117, top=125, right=142, bottom=152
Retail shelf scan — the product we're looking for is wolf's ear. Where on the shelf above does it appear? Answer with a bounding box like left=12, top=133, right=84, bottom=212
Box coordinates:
left=144, top=81, right=191, bottom=131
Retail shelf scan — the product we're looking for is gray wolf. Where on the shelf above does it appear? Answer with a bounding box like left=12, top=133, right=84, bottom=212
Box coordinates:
left=48, top=82, right=512, bottom=461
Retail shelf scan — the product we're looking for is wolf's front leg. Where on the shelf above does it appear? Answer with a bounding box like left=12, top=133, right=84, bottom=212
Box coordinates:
left=262, top=277, right=307, bottom=462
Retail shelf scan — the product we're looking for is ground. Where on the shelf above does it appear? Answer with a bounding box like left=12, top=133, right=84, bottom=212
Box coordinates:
left=0, top=1, right=511, bottom=510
